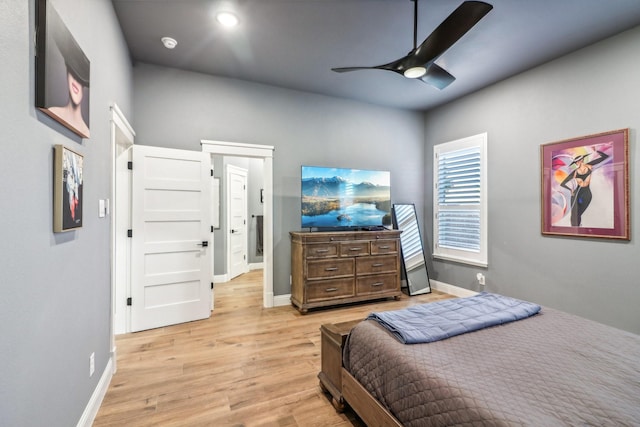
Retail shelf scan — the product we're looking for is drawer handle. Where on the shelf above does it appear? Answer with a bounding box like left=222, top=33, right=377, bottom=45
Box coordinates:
left=315, top=249, right=329, bottom=253
left=325, top=287, right=339, bottom=292
left=349, top=247, right=361, bottom=251
left=324, top=267, right=338, bottom=271
left=378, top=245, right=390, bottom=249
left=371, top=282, right=384, bottom=287
left=372, top=263, right=384, bottom=267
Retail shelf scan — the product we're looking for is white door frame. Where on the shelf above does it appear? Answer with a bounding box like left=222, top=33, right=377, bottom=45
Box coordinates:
left=110, top=104, right=135, bottom=361
left=201, top=140, right=274, bottom=308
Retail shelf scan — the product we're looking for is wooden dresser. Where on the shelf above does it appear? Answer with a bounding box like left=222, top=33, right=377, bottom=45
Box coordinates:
left=290, top=230, right=402, bottom=313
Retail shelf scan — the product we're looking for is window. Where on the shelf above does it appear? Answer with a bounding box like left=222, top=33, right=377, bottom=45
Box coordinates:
left=433, top=133, right=487, bottom=267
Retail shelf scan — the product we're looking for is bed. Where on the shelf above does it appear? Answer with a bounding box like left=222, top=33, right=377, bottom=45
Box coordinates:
left=321, top=293, right=640, bottom=426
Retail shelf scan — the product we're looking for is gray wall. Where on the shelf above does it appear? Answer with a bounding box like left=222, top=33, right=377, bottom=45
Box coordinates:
left=0, top=0, right=132, bottom=426
left=131, top=63, right=426, bottom=296
left=424, top=26, right=640, bottom=334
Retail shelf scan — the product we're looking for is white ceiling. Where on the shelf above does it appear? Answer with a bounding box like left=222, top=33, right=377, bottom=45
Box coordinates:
left=112, top=0, right=640, bottom=111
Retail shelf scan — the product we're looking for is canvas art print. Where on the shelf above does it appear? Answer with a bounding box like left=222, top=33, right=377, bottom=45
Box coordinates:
left=54, top=145, right=83, bottom=232
left=541, top=129, right=629, bottom=240
left=36, top=0, right=90, bottom=138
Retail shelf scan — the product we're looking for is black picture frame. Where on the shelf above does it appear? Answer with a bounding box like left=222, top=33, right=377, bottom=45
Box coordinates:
left=54, top=144, right=83, bottom=232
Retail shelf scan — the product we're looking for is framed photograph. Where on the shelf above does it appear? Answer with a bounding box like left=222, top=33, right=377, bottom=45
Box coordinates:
left=54, top=145, right=83, bottom=232
left=540, top=128, right=629, bottom=240
left=36, top=0, right=90, bottom=138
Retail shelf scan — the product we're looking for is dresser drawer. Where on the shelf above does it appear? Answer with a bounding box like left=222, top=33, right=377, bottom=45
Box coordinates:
left=307, top=258, right=354, bottom=279
left=306, top=243, right=339, bottom=258
left=339, top=241, right=369, bottom=257
left=306, top=278, right=355, bottom=302
left=370, top=239, right=398, bottom=255
left=356, top=255, right=398, bottom=275
left=356, top=273, right=398, bottom=295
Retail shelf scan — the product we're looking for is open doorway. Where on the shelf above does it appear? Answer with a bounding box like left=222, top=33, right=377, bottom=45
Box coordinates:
left=201, top=140, right=274, bottom=308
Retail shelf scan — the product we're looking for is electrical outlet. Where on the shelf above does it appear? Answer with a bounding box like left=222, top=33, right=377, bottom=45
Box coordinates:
left=476, top=273, right=485, bottom=286
left=89, top=352, right=95, bottom=377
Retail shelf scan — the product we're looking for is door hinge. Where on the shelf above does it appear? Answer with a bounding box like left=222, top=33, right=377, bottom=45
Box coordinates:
left=127, top=229, right=133, bottom=238
left=211, top=225, right=214, bottom=232
left=211, top=282, right=214, bottom=290
left=127, top=161, right=133, bottom=170
left=126, top=297, right=132, bottom=306
left=211, top=169, right=214, bottom=176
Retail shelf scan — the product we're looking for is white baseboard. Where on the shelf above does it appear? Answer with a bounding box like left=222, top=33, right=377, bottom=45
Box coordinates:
left=430, top=280, right=478, bottom=298
left=77, top=354, right=114, bottom=427
left=249, top=262, right=264, bottom=271
left=273, top=293, right=291, bottom=307
left=213, top=273, right=228, bottom=283
left=271, top=284, right=473, bottom=308
left=269, top=284, right=471, bottom=308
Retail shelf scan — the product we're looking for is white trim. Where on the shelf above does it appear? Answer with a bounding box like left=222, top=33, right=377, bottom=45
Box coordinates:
left=202, top=140, right=274, bottom=158
left=214, top=273, right=229, bottom=283
left=433, top=132, right=488, bottom=267
left=432, top=255, right=488, bottom=268
left=201, top=140, right=275, bottom=308
left=430, top=280, right=479, bottom=298
left=273, top=293, right=292, bottom=307
left=76, top=356, right=114, bottom=427
left=110, top=104, right=134, bottom=336
left=249, top=262, right=264, bottom=270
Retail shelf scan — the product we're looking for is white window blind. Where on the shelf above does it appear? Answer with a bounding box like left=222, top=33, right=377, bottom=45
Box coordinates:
left=433, top=133, right=487, bottom=266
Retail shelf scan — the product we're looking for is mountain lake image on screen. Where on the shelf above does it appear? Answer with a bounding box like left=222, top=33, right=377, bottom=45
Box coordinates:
left=301, top=166, right=391, bottom=229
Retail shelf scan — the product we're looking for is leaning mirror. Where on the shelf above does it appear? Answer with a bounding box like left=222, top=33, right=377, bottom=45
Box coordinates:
left=392, top=204, right=431, bottom=295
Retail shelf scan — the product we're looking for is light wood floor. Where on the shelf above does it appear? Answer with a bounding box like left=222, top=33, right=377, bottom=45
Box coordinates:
left=94, top=270, right=454, bottom=426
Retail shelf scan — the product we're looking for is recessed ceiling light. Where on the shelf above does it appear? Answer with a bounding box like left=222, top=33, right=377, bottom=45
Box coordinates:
left=216, top=12, right=239, bottom=27
left=161, top=36, right=177, bottom=49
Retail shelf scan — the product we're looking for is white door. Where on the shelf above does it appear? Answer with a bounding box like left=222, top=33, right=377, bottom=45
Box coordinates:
left=227, top=164, right=248, bottom=280
left=131, top=145, right=212, bottom=332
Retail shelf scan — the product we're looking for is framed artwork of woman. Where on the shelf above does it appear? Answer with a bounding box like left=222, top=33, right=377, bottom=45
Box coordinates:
left=36, top=0, right=90, bottom=139
left=540, top=129, right=629, bottom=240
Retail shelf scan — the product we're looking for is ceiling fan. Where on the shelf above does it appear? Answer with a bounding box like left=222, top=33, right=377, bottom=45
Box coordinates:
left=332, top=1, right=493, bottom=90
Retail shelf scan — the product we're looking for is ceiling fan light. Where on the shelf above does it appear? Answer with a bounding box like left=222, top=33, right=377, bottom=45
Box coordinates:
left=216, top=12, right=239, bottom=27
left=161, top=36, right=177, bottom=49
left=404, top=66, right=427, bottom=79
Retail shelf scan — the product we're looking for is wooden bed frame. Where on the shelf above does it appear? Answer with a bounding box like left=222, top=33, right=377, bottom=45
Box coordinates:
left=319, top=321, right=401, bottom=426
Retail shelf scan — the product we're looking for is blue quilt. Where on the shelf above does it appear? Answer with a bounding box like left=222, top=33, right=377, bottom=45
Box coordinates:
left=367, top=292, right=541, bottom=344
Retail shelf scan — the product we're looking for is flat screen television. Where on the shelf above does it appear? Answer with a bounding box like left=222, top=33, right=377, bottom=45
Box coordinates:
left=301, top=165, right=391, bottom=230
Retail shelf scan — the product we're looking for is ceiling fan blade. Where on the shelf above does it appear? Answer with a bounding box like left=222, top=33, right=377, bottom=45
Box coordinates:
left=332, top=66, right=378, bottom=73
left=419, top=63, right=455, bottom=89
left=413, top=1, right=493, bottom=65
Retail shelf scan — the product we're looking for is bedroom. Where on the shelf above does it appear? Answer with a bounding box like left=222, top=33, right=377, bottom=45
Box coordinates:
left=1, top=1, right=639, bottom=426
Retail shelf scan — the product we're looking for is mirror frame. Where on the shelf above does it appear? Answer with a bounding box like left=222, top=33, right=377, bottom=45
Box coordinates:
left=392, top=203, right=431, bottom=296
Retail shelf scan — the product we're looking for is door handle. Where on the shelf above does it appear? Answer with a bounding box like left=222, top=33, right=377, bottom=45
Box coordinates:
left=230, top=229, right=237, bottom=234
left=197, top=241, right=209, bottom=247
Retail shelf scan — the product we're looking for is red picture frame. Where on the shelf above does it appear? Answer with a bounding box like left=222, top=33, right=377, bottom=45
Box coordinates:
left=540, top=128, right=629, bottom=240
